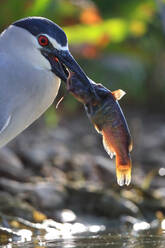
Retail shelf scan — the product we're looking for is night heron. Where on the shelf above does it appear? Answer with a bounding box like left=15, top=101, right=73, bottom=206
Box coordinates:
left=0, top=16, right=94, bottom=148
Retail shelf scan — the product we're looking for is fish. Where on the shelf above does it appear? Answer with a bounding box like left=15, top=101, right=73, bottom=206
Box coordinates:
left=66, top=72, right=133, bottom=186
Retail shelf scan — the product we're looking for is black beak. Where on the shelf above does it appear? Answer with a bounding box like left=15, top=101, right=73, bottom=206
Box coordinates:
left=57, top=51, right=90, bottom=85
left=41, top=48, right=98, bottom=96
left=50, top=49, right=97, bottom=96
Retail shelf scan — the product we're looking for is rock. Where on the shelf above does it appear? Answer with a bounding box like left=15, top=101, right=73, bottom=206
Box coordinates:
left=14, top=142, right=58, bottom=169
left=93, top=155, right=116, bottom=186
left=0, top=178, right=33, bottom=194
left=64, top=153, right=115, bottom=187
left=0, top=191, right=35, bottom=221
left=98, top=192, right=139, bottom=217
left=66, top=186, right=140, bottom=218
left=0, top=179, right=67, bottom=211
left=0, top=147, right=31, bottom=181
left=121, top=187, right=165, bottom=215
left=9, top=125, right=71, bottom=169
left=28, top=182, right=67, bottom=210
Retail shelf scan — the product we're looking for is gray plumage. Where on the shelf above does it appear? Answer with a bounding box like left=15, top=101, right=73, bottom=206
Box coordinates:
left=0, top=22, right=60, bottom=147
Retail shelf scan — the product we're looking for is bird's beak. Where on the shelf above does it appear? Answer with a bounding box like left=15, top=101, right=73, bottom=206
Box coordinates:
left=41, top=48, right=97, bottom=95
left=57, top=50, right=89, bottom=85
left=50, top=49, right=97, bottom=95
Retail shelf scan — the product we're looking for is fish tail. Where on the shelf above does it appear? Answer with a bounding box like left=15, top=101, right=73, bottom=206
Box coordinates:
left=116, top=155, right=132, bottom=186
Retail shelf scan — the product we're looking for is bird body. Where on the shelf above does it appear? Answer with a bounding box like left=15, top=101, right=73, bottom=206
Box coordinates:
left=0, top=25, right=61, bottom=147
left=0, top=17, right=93, bottom=147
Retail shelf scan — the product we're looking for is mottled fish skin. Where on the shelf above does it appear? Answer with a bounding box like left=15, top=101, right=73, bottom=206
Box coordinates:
left=90, top=96, right=132, bottom=186
left=67, top=72, right=109, bottom=105
left=67, top=72, right=133, bottom=186
left=67, top=72, right=95, bottom=104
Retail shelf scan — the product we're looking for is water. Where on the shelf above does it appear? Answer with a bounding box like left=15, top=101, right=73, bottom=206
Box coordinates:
left=1, top=216, right=165, bottom=248
left=7, top=233, right=165, bottom=248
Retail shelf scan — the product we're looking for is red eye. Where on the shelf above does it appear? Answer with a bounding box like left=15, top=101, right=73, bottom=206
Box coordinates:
left=38, top=35, right=49, bottom=46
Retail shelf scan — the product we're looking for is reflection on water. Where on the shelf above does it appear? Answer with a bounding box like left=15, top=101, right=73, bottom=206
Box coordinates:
left=8, top=233, right=165, bottom=248
left=2, top=217, right=165, bottom=247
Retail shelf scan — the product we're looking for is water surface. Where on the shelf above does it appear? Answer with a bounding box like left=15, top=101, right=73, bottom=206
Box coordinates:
left=4, top=232, right=165, bottom=248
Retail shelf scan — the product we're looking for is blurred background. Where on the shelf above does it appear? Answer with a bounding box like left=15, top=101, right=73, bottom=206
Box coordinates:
left=1, top=0, right=165, bottom=245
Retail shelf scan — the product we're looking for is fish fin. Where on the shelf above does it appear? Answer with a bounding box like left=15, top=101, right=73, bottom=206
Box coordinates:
left=94, top=124, right=101, bottom=134
left=116, top=155, right=132, bottom=186
left=129, top=140, right=133, bottom=152
left=102, top=130, right=115, bottom=159
left=112, top=89, right=126, bottom=101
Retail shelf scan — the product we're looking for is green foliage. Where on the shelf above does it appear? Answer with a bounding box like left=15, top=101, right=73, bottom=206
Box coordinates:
left=93, top=0, right=155, bottom=20
left=64, top=18, right=128, bottom=44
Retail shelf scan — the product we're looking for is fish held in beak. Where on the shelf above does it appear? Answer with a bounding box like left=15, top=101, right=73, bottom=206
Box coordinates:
left=66, top=72, right=133, bottom=186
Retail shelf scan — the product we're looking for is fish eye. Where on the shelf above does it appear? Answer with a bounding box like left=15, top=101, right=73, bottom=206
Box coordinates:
left=38, top=35, right=49, bottom=46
